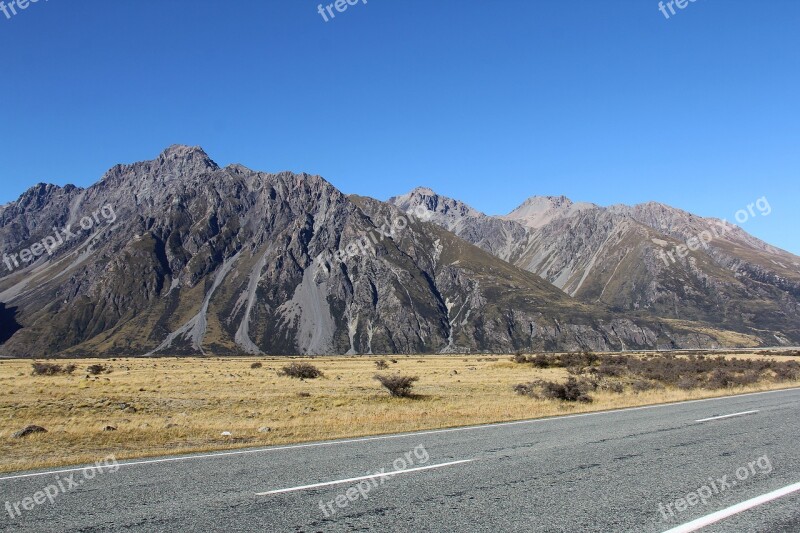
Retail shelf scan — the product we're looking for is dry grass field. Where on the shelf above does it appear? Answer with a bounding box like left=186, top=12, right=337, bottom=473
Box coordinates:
left=1, top=351, right=798, bottom=473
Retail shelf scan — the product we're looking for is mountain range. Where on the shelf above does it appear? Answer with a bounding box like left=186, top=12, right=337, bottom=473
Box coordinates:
left=1, top=146, right=798, bottom=357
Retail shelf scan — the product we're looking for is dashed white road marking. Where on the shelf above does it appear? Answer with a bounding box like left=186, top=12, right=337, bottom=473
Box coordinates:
left=661, top=481, right=800, bottom=533
left=695, top=410, right=759, bottom=423
left=255, top=459, right=474, bottom=496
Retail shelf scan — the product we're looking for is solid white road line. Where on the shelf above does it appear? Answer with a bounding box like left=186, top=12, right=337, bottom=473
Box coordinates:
left=255, top=459, right=474, bottom=496
left=695, top=410, right=759, bottom=423
left=1, top=386, right=798, bottom=483
left=661, top=481, right=800, bottom=533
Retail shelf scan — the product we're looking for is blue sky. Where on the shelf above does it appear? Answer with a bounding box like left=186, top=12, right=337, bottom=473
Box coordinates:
left=1, top=0, right=798, bottom=253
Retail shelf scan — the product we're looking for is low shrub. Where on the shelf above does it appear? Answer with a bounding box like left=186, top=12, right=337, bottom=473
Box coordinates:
left=707, top=369, right=761, bottom=389
left=774, top=362, right=800, bottom=381
left=593, top=363, right=626, bottom=378
left=513, top=350, right=800, bottom=394
left=87, top=364, right=109, bottom=375
left=677, top=377, right=701, bottom=390
left=511, top=353, right=528, bottom=364
left=280, top=363, right=322, bottom=379
left=250, top=362, right=263, bottom=369
left=560, top=352, right=599, bottom=369
left=631, top=379, right=658, bottom=393
left=31, top=363, right=76, bottom=376
left=375, top=359, right=389, bottom=370
left=541, top=377, right=593, bottom=403
left=375, top=374, right=418, bottom=398
left=513, top=382, right=537, bottom=397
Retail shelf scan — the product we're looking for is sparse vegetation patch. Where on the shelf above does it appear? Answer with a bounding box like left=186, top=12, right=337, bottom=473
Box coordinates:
left=86, top=364, right=110, bottom=375
left=512, top=352, right=800, bottom=400
left=514, top=377, right=595, bottom=403
left=31, top=363, right=76, bottom=376
left=279, top=363, right=322, bottom=379
left=375, top=374, right=418, bottom=398
left=1, top=352, right=798, bottom=473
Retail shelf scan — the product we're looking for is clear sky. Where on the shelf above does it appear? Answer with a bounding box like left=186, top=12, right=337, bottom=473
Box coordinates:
left=1, top=0, right=798, bottom=253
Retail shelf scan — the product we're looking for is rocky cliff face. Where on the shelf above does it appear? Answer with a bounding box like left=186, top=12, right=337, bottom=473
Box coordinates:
left=389, top=188, right=800, bottom=346
left=0, top=147, right=793, bottom=357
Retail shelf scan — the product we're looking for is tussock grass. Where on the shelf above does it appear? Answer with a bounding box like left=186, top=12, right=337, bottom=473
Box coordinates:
left=0, top=351, right=798, bottom=473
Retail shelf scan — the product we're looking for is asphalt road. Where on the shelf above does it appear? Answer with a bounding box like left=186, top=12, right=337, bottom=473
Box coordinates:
left=2, top=387, right=800, bottom=532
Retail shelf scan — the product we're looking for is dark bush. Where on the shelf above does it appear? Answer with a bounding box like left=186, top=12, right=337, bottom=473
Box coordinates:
left=774, top=362, right=800, bottom=381
left=280, top=363, right=322, bottom=379
left=560, top=352, right=599, bottom=369
left=31, top=363, right=75, bottom=376
left=510, top=353, right=553, bottom=368
left=375, top=359, right=389, bottom=370
left=511, top=353, right=529, bottom=364
left=707, top=370, right=734, bottom=389
left=87, top=364, right=109, bottom=375
left=250, top=362, right=263, bottom=369
left=734, top=371, right=760, bottom=387
left=375, top=374, right=418, bottom=397
left=530, top=354, right=552, bottom=368
left=540, top=377, right=593, bottom=403
left=677, top=377, right=701, bottom=390
left=631, top=379, right=658, bottom=393
left=594, top=363, right=626, bottom=378
left=513, top=382, right=537, bottom=397
left=513, top=350, right=798, bottom=395
left=708, top=369, right=761, bottom=389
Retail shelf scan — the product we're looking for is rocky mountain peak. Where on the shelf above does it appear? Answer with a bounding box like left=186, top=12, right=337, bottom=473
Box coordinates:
left=92, top=145, right=222, bottom=197
left=1, top=183, right=84, bottom=222
left=156, top=144, right=219, bottom=173
left=502, top=195, right=597, bottom=229
left=390, top=187, right=483, bottom=218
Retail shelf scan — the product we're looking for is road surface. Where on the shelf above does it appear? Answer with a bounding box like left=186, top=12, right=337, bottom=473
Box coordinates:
left=2, top=387, right=800, bottom=532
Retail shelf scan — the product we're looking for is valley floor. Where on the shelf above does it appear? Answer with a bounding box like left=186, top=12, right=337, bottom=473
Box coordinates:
left=0, top=351, right=798, bottom=473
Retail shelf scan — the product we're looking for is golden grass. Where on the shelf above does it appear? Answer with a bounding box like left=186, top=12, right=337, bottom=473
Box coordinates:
left=0, top=353, right=797, bottom=473
left=660, top=320, right=763, bottom=347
